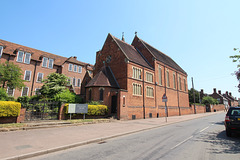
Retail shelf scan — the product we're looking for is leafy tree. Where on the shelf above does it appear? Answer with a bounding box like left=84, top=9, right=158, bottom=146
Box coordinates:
left=39, top=73, right=69, bottom=99
left=202, top=96, right=218, bottom=105
left=230, top=48, right=240, bottom=92
left=0, top=61, right=25, bottom=90
left=0, top=88, right=8, bottom=101
left=188, top=88, right=200, bottom=104
left=54, top=89, right=82, bottom=103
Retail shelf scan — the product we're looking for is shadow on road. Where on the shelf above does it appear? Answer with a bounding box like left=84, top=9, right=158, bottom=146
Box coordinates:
left=196, top=122, right=240, bottom=154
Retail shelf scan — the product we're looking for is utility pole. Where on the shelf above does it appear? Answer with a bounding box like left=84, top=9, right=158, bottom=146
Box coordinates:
left=192, top=77, right=196, bottom=114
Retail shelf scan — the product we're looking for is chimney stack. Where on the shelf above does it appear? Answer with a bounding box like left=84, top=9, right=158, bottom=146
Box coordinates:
left=218, top=90, right=221, bottom=94
left=226, top=91, right=228, bottom=95
left=213, top=88, right=216, bottom=93
left=73, top=56, right=77, bottom=59
left=229, top=92, right=232, bottom=96
left=122, top=32, right=125, bottom=42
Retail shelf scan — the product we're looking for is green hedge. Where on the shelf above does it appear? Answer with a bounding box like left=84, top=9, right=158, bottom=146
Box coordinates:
left=65, top=104, right=108, bottom=116
left=0, top=101, right=21, bottom=117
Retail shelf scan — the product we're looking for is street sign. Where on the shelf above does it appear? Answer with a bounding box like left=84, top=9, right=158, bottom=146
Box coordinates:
left=162, top=94, right=168, bottom=102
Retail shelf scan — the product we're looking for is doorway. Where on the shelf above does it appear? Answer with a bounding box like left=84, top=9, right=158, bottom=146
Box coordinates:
left=111, top=95, right=117, bottom=113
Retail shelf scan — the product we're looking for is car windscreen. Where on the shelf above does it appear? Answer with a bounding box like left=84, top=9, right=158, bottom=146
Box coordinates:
left=229, top=109, right=240, bottom=116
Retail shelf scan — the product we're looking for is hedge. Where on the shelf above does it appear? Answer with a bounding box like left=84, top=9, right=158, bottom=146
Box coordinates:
left=0, top=101, right=21, bottom=117
left=65, top=104, right=108, bottom=116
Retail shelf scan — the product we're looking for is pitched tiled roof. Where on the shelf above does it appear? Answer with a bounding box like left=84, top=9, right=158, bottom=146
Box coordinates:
left=0, top=39, right=68, bottom=66
left=110, top=34, right=153, bottom=69
left=135, top=37, right=187, bottom=74
left=86, top=66, right=120, bottom=88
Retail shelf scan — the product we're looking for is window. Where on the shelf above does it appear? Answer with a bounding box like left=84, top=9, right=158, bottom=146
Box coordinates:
left=72, top=78, right=76, bottom=86
left=67, top=77, right=71, bottom=85
left=99, top=88, right=104, bottom=101
left=158, top=65, right=162, bottom=85
left=37, top=73, right=43, bottom=82
left=35, top=88, right=41, bottom=95
left=24, top=70, right=31, bottom=81
left=146, top=72, right=153, bottom=83
left=133, top=83, right=142, bottom=96
left=123, top=96, right=126, bottom=107
left=89, top=88, right=92, bottom=101
left=78, top=66, right=82, bottom=73
left=74, top=65, right=77, bottom=72
left=42, top=57, right=48, bottom=67
left=48, top=59, right=54, bottom=69
left=22, top=87, right=29, bottom=96
left=0, top=46, right=3, bottom=58
left=179, top=77, right=182, bottom=91
left=166, top=70, right=170, bottom=87
left=133, top=67, right=141, bottom=80
left=24, top=53, right=31, bottom=64
left=146, top=86, right=154, bottom=97
left=69, top=63, right=73, bottom=71
left=77, top=79, right=81, bottom=87
left=184, top=78, right=187, bottom=91
left=7, top=87, right=14, bottom=96
left=173, top=73, right=176, bottom=89
left=17, top=51, right=24, bottom=62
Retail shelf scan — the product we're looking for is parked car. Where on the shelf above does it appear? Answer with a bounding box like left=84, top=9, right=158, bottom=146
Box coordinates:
left=224, top=107, right=240, bottom=137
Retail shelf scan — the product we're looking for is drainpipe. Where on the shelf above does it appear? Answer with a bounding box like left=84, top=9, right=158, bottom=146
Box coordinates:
left=30, top=61, right=37, bottom=96
left=164, top=65, right=168, bottom=117
left=143, top=67, right=145, bottom=119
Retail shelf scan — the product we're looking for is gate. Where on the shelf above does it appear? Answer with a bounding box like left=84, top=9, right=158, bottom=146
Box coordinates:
left=24, top=100, right=61, bottom=121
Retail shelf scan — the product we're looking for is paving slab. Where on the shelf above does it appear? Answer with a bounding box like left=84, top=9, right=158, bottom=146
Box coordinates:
left=0, top=111, right=224, bottom=160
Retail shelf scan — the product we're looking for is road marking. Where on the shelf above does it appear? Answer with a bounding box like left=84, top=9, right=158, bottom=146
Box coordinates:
left=199, top=126, right=209, bottom=133
left=170, top=136, right=193, bottom=150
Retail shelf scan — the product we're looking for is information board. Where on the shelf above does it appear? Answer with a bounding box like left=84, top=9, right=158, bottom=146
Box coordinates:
left=68, top=104, right=88, bottom=114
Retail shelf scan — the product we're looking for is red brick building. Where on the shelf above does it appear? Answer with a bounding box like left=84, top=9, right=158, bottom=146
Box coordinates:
left=0, top=39, right=93, bottom=98
left=86, top=33, right=189, bottom=120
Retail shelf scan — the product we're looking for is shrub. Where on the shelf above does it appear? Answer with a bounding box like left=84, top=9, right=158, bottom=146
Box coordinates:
left=0, top=88, right=8, bottom=101
left=0, top=101, right=21, bottom=117
left=65, top=104, right=108, bottom=116
left=202, top=96, right=219, bottom=105
left=88, top=101, right=102, bottom=105
left=54, top=89, right=82, bottom=103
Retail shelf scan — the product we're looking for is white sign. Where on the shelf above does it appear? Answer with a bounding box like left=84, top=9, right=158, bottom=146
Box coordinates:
left=68, top=104, right=88, bottom=114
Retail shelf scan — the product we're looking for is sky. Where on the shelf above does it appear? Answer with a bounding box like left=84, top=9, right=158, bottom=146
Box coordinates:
left=1, top=0, right=240, bottom=98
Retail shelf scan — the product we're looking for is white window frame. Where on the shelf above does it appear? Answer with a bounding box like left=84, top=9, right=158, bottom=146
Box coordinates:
left=74, top=65, right=77, bottom=72
left=7, top=87, right=15, bottom=97
left=24, top=70, right=32, bottom=81
left=158, top=65, right=162, bottom=85
left=37, top=72, right=44, bottom=83
left=132, top=66, right=142, bottom=80
left=78, top=66, right=82, bottom=73
left=146, top=86, right=154, bottom=97
left=21, top=87, right=29, bottom=96
left=48, top=59, right=54, bottom=69
left=72, top=78, right=76, bottom=86
left=77, top=78, right=81, bottom=87
left=0, top=46, right=3, bottom=58
left=69, top=63, right=73, bottom=71
left=35, top=88, right=41, bottom=95
left=133, top=83, right=142, bottom=96
left=24, top=52, right=31, bottom=64
left=17, top=51, right=24, bottom=62
left=67, top=77, right=71, bottom=85
left=42, top=57, right=48, bottom=67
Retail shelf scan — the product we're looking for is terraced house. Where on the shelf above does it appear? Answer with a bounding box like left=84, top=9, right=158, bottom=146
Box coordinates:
left=86, top=33, right=189, bottom=120
left=0, top=39, right=93, bottom=99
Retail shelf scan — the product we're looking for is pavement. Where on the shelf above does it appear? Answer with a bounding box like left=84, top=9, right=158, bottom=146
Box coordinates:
left=0, top=111, right=225, bottom=160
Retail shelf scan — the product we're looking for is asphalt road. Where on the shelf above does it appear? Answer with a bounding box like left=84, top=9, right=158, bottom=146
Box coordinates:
left=30, top=113, right=240, bottom=160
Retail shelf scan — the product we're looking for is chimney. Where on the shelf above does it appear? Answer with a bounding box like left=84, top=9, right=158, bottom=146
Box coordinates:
left=218, top=90, right=221, bottom=94
left=213, top=88, right=216, bottom=93
left=122, top=32, right=125, bottom=42
left=226, top=91, right=228, bottom=95
left=229, top=92, right=232, bottom=96
left=73, top=56, right=77, bottom=59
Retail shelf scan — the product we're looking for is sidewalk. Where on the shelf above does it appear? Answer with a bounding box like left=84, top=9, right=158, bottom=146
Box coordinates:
left=0, top=111, right=224, bottom=160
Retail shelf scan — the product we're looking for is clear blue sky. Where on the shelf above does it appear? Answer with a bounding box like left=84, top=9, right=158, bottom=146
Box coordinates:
left=1, top=0, right=240, bottom=98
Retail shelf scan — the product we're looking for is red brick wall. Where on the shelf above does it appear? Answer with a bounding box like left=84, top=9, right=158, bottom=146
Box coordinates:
left=212, top=104, right=225, bottom=111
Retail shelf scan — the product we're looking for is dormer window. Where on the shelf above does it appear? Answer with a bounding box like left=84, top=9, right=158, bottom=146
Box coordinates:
left=69, top=63, right=73, bottom=71
left=17, top=51, right=31, bottom=64
left=42, top=57, right=48, bottom=67
left=48, top=59, right=54, bottom=69
left=0, top=46, right=3, bottom=58
left=78, top=66, right=82, bottom=73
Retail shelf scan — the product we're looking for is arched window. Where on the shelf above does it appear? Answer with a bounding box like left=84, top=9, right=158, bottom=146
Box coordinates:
left=99, top=88, right=104, bottom=101
left=89, top=88, right=92, bottom=101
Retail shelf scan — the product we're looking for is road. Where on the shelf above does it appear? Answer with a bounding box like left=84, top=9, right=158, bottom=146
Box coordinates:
left=29, top=113, right=240, bottom=160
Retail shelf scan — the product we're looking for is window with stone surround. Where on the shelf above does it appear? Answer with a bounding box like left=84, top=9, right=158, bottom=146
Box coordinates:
left=133, top=83, right=142, bottom=96
left=146, top=72, right=153, bottom=83
left=0, top=46, right=3, bottom=58
left=146, top=86, right=154, bottom=97
left=132, top=67, right=142, bottom=80
left=158, top=65, right=162, bottom=85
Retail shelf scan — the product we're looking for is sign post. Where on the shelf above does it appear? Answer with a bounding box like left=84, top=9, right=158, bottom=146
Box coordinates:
left=162, top=94, right=168, bottom=122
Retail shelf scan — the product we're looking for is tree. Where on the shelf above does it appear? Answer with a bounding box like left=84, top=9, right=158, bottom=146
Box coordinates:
left=230, top=48, right=240, bottom=92
left=202, top=96, right=218, bottom=105
left=54, top=89, right=82, bottom=103
left=39, top=73, right=69, bottom=99
left=188, top=88, right=200, bottom=104
left=0, top=61, right=25, bottom=90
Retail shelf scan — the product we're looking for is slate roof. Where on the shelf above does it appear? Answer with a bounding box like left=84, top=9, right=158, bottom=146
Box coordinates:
left=110, top=34, right=153, bottom=69
left=86, top=66, right=120, bottom=88
left=135, top=36, right=187, bottom=74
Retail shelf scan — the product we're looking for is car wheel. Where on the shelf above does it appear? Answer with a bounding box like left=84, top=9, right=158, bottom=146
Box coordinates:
left=226, top=128, right=231, bottom=137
